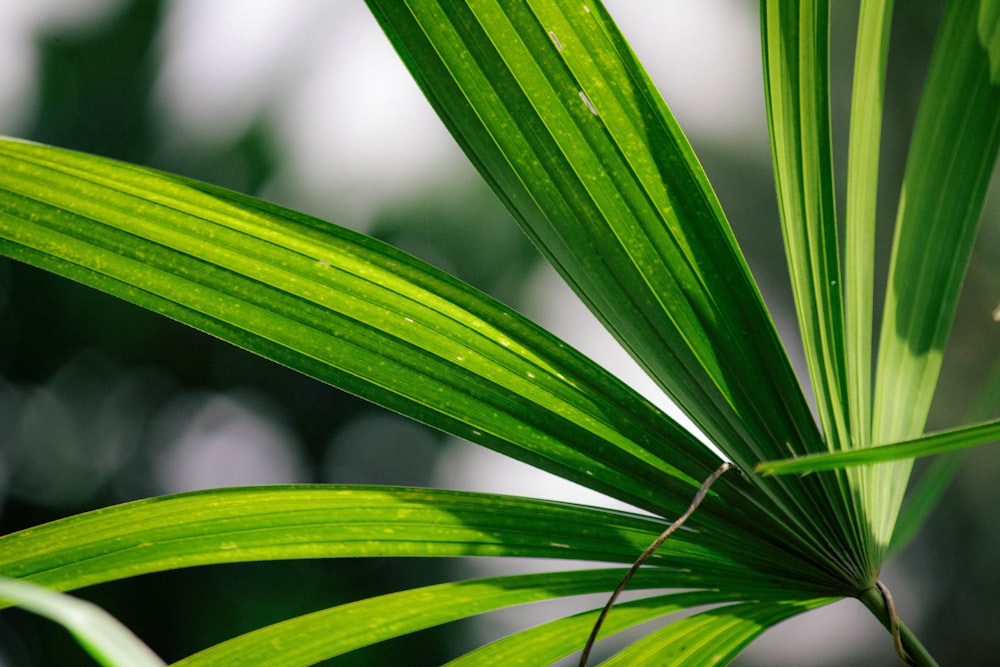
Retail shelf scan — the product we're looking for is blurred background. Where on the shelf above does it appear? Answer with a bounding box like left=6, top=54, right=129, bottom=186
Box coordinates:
left=0, top=1, right=997, bottom=665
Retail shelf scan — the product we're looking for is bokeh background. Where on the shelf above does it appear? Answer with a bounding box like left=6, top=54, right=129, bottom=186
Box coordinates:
left=0, top=1, right=997, bottom=665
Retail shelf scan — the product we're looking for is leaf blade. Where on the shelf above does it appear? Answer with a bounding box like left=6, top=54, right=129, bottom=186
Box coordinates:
left=366, top=0, right=821, bottom=469
left=0, top=137, right=717, bottom=520
left=870, top=0, right=1000, bottom=547
left=873, top=0, right=1000, bottom=442
left=0, top=486, right=838, bottom=598
left=367, top=0, right=875, bottom=590
left=173, top=570, right=700, bottom=667
left=756, top=418, right=1000, bottom=474
left=845, top=0, right=894, bottom=448
left=445, top=590, right=740, bottom=667
left=759, top=0, right=883, bottom=576
left=761, top=0, right=847, bottom=450
left=601, top=597, right=835, bottom=666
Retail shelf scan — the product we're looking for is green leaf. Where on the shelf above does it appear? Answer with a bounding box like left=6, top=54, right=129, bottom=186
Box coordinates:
left=0, top=137, right=716, bottom=521
left=870, top=0, right=1000, bottom=547
left=0, top=576, right=166, bottom=667
left=601, top=597, right=835, bottom=666
left=174, top=569, right=697, bottom=667
left=0, top=486, right=840, bottom=598
left=365, top=0, right=821, bottom=470
left=981, top=0, right=1000, bottom=83
left=756, top=418, right=1000, bottom=474
left=0, top=486, right=845, bottom=665
left=761, top=0, right=846, bottom=451
left=844, top=0, right=894, bottom=448
left=445, top=589, right=741, bottom=666
left=365, top=0, right=882, bottom=594
left=759, top=0, right=881, bottom=573
left=0, top=137, right=855, bottom=589
left=0, top=1, right=974, bottom=664
left=840, top=0, right=895, bottom=576
left=873, top=0, right=1000, bottom=442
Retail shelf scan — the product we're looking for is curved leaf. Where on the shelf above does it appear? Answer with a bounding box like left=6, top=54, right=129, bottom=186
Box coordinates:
left=446, top=589, right=737, bottom=667
left=602, top=597, right=835, bottom=666
left=0, top=136, right=716, bottom=521
left=0, top=486, right=840, bottom=599
left=174, top=569, right=694, bottom=667
left=0, top=136, right=860, bottom=588
left=0, top=576, right=166, bottom=667
left=178, top=570, right=836, bottom=667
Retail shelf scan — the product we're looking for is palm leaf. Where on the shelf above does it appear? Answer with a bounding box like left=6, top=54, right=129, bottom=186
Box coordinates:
left=869, top=0, right=1000, bottom=543
left=366, top=0, right=819, bottom=470
left=2, top=0, right=990, bottom=664
left=0, top=137, right=715, bottom=520
left=366, top=0, right=882, bottom=598
left=0, top=485, right=843, bottom=665
left=0, top=486, right=839, bottom=598
left=759, top=0, right=1000, bottom=503
left=758, top=418, right=1000, bottom=474
left=844, top=0, right=894, bottom=447
left=761, top=0, right=847, bottom=451
left=758, top=0, right=892, bottom=582
left=174, top=571, right=713, bottom=667
left=600, top=597, right=834, bottom=666
left=448, top=591, right=832, bottom=667
left=0, top=134, right=861, bottom=594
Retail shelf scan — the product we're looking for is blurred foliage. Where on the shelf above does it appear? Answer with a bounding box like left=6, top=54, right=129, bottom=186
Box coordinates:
left=0, top=1, right=996, bottom=665
left=0, top=2, right=527, bottom=663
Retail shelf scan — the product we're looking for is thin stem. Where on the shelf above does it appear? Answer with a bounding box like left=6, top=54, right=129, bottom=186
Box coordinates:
left=578, top=462, right=733, bottom=667
left=875, top=580, right=910, bottom=664
left=859, top=583, right=939, bottom=667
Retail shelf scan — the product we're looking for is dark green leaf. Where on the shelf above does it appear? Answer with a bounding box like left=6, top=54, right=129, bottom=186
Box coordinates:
left=0, top=137, right=717, bottom=520
left=365, top=0, right=821, bottom=470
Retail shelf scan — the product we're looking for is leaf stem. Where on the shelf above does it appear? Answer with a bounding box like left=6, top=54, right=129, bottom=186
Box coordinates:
left=858, top=583, right=939, bottom=667
left=578, top=462, right=733, bottom=667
